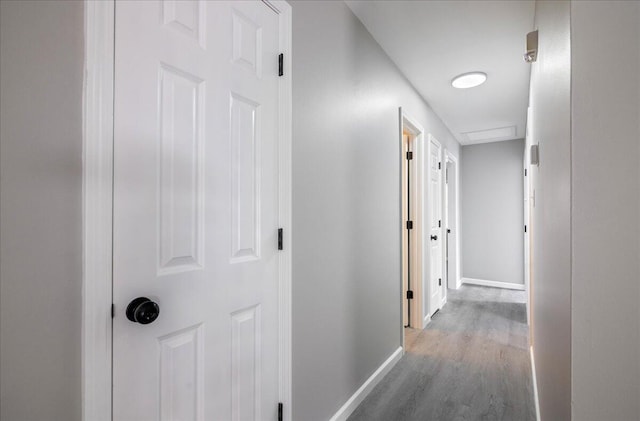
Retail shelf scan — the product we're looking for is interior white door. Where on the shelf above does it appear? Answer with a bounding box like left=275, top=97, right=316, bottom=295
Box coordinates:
left=113, top=1, right=281, bottom=420
left=444, top=161, right=449, bottom=290
left=445, top=160, right=457, bottom=290
left=429, top=136, right=443, bottom=314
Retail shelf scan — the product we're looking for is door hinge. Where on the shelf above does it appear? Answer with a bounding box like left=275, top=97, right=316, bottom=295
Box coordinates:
left=278, top=53, right=284, bottom=77
left=438, top=162, right=441, bottom=170
left=438, top=220, right=441, bottom=228
left=525, top=225, right=527, bottom=233
left=406, top=151, right=413, bottom=160
left=447, top=228, right=451, bottom=234
left=111, top=303, right=115, bottom=319
left=278, top=402, right=283, bottom=421
left=525, top=168, right=528, bottom=176
left=278, top=228, right=283, bottom=250
left=438, top=278, right=442, bottom=286
left=406, top=220, right=413, bottom=230
left=406, top=290, right=414, bottom=300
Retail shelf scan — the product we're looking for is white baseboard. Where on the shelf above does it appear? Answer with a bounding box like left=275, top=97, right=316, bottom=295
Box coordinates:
left=530, top=346, right=541, bottom=421
left=423, top=313, right=431, bottom=327
left=461, top=277, right=525, bottom=291
left=329, top=346, right=403, bottom=421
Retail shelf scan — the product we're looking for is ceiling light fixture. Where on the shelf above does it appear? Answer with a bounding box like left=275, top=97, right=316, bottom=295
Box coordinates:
left=451, top=72, right=487, bottom=89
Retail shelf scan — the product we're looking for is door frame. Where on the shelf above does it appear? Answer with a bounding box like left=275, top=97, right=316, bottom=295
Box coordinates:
left=443, top=150, right=461, bottom=293
left=399, top=109, right=426, bottom=333
left=81, top=1, right=293, bottom=420
left=426, top=134, right=444, bottom=317
left=524, top=106, right=533, bottom=328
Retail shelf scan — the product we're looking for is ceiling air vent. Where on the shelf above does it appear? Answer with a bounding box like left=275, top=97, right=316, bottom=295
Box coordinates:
left=461, top=126, right=517, bottom=145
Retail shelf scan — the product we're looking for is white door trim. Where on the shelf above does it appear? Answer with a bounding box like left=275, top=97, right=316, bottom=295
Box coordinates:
left=271, top=2, right=293, bottom=419
left=524, top=106, right=533, bottom=327
left=82, top=1, right=114, bottom=419
left=81, top=2, right=293, bottom=419
left=399, top=109, right=425, bottom=331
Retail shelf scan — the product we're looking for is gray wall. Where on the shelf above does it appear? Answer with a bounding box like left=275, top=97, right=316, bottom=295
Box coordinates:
left=530, top=3, right=640, bottom=419
left=460, top=140, right=525, bottom=285
left=571, top=1, right=640, bottom=419
left=528, top=1, right=572, bottom=419
left=0, top=1, right=84, bottom=420
left=290, top=1, right=459, bottom=419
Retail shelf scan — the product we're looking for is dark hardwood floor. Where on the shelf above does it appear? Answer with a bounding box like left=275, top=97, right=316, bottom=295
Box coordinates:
left=348, top=285, right=536, bottom=421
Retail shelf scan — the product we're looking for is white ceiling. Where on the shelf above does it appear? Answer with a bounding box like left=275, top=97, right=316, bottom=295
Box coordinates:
left=345, top=0, right=535, bottom=145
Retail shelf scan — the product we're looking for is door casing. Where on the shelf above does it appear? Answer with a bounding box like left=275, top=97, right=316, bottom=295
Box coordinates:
left=399, top=109, right=426, bottom=336
left=81, top=1, right=292, bottom=419
left=525, top=106, right=533, bottom=329
left=427, top=134, right=444, bottom=317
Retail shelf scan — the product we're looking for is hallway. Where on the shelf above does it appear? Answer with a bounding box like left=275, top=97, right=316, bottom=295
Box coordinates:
left=348, top=285, right=536, bottom=421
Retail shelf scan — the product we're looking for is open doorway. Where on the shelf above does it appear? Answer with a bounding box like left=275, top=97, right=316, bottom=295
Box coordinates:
left=400, top=111, right=425, bottom=332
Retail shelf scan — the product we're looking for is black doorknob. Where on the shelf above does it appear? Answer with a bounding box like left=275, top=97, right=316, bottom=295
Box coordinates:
left=126, top=297, right=160, bottom=324
left=431, top=235, right=438, bottom=241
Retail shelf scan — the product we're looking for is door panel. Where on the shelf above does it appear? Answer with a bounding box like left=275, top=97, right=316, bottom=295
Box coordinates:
left=113, top=2, right=280, bottom=420
left=429, top=136, right=443, bottom=314
left=159, top=324, right=204, bottom=420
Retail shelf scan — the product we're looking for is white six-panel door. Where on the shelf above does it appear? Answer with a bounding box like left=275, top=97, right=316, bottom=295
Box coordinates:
left=113, top=1, right=281, bottom=419
left=429, top=135, right=443, bottom=315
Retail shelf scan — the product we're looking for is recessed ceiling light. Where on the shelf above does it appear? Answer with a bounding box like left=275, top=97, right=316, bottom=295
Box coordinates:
left=451, top=72, right=487, bottom=89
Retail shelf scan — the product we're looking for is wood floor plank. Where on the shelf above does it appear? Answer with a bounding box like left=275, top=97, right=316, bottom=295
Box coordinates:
left=348, top=285, right=536, bottom=421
